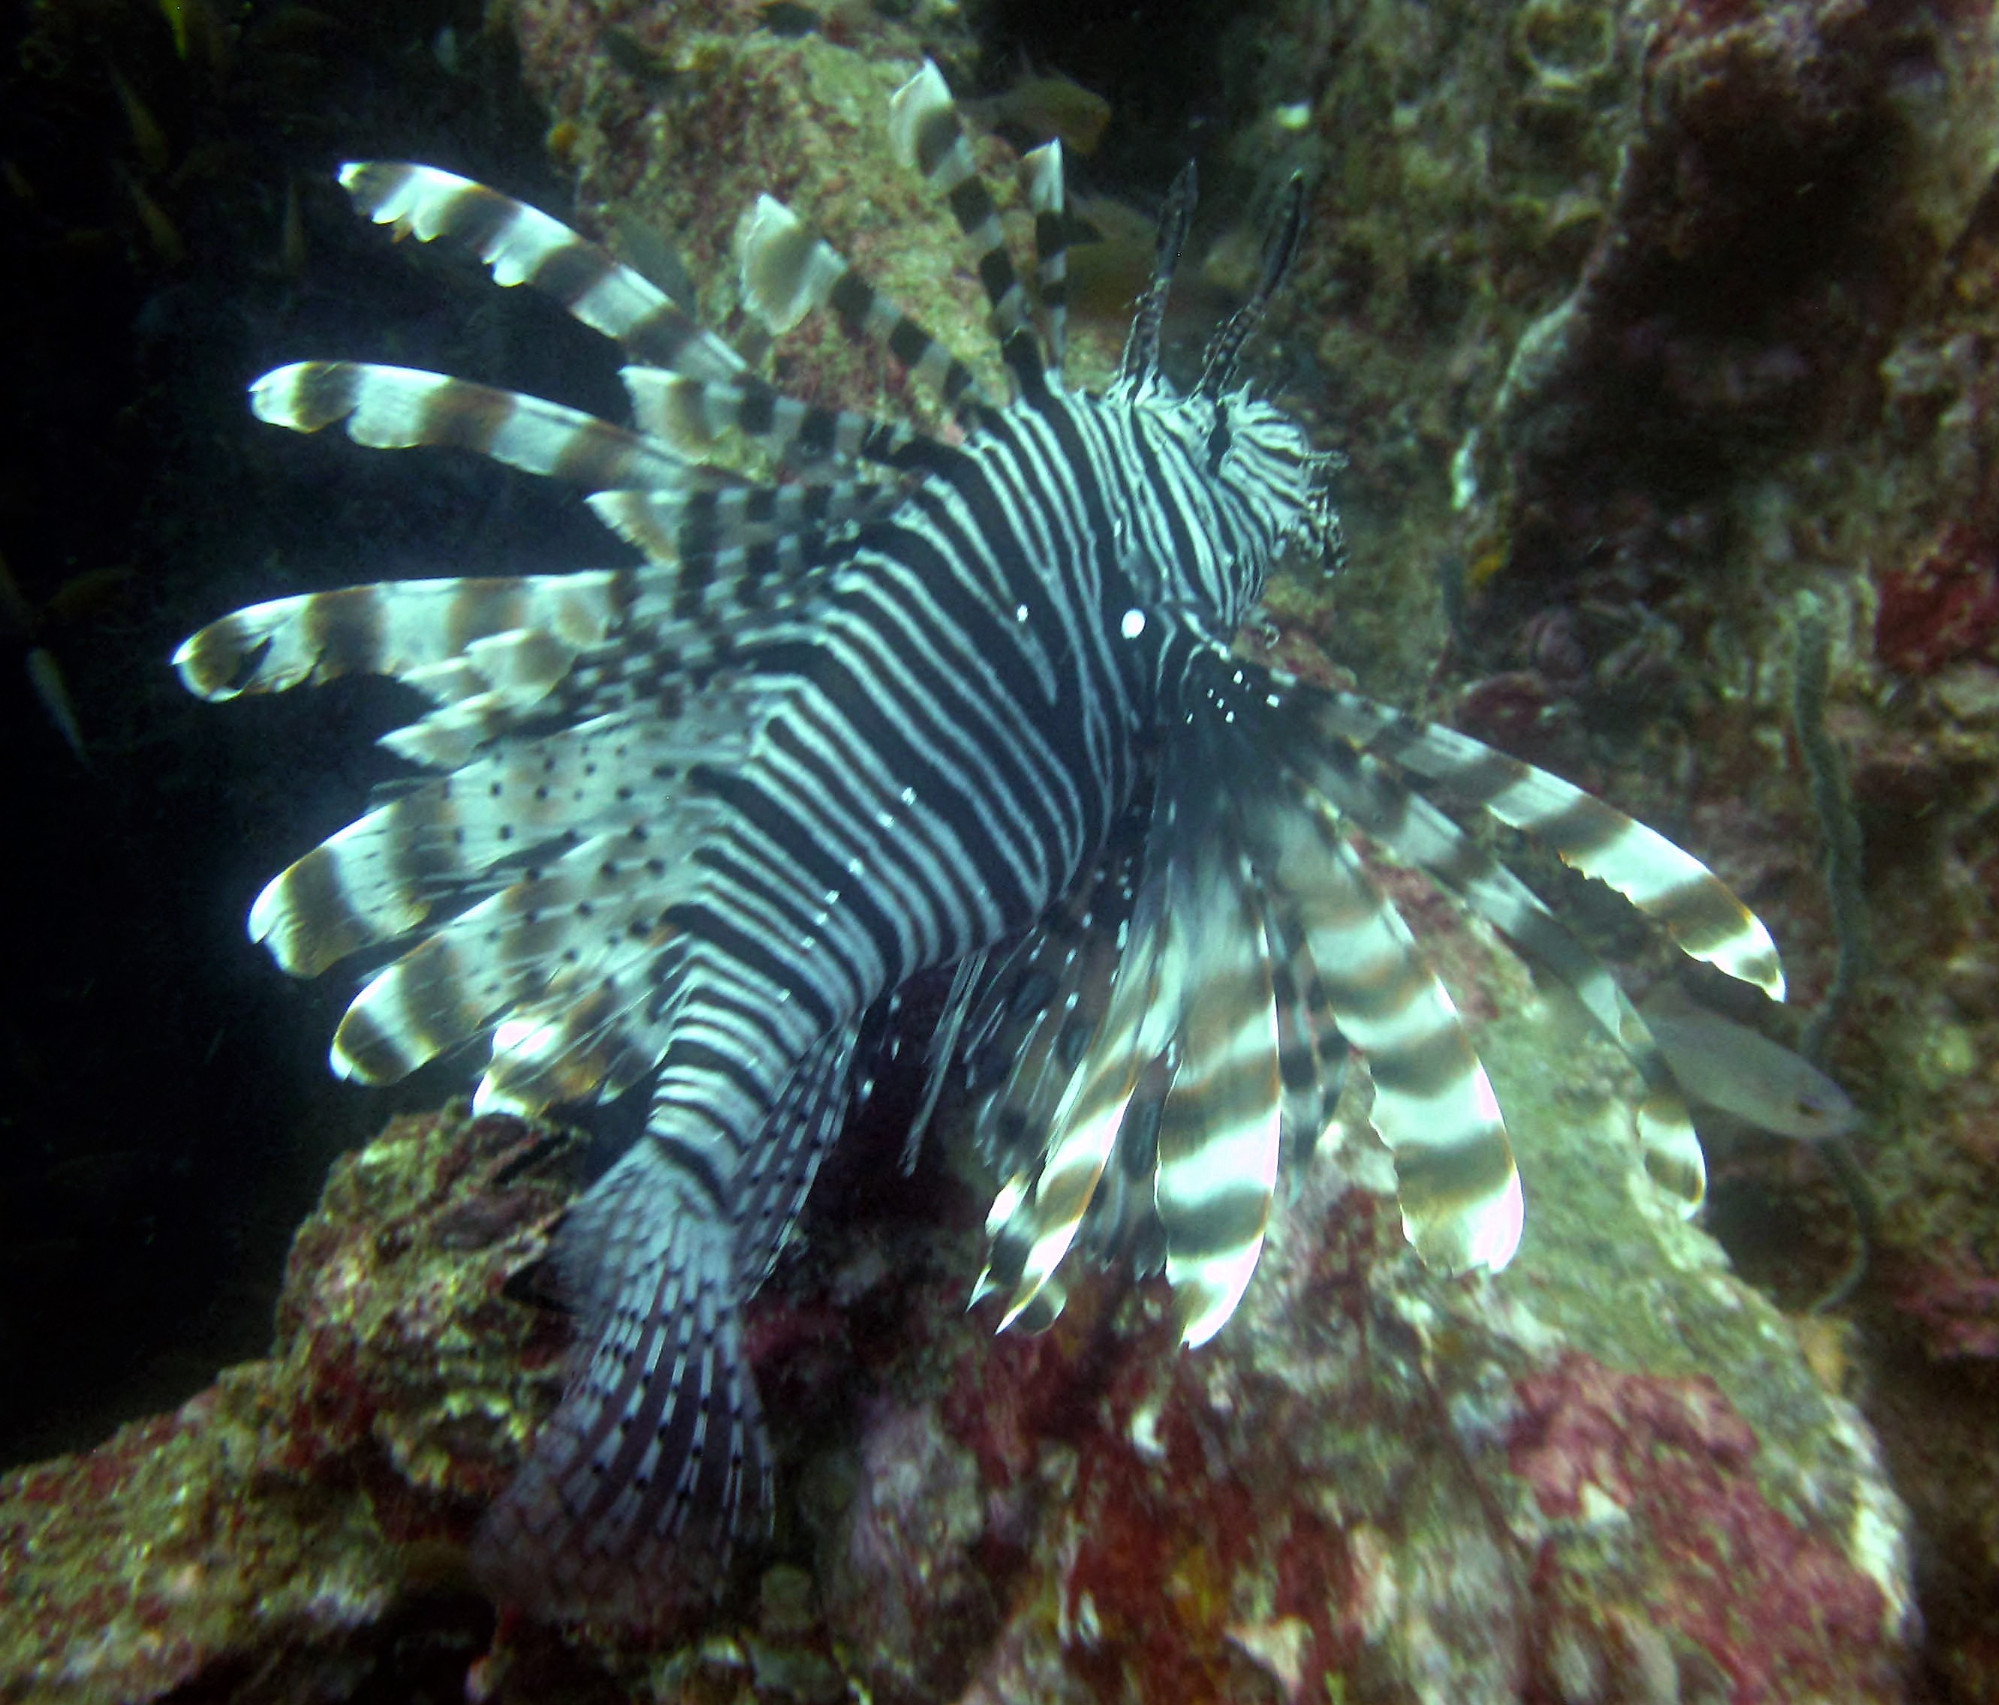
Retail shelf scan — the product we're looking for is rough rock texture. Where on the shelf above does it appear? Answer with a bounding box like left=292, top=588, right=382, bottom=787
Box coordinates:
left=0, top=1111, right=569, bottom=1705
left=0, top=996, right=1917, bottom=1703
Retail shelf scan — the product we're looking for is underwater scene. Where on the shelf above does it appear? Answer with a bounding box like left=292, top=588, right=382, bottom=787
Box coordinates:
left=2, top=0, right=1997, bottom=1698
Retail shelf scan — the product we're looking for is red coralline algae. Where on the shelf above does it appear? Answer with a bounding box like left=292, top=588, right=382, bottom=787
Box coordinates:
left=1889, top=1251, right=1999, bottom=1360
left=1875, top=522, right=1999, bottom=676
left=1509, top=1354, right=1894, bottom=1704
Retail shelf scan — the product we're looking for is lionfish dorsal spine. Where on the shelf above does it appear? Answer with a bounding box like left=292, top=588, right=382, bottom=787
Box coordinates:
left=890, top=58, right=1047, bottom=397
left=1019, top=140, right=1070, bottom=382
left=736, top=191, right=994, bottom=416
left=1117, top=160, right=1197, bottom=396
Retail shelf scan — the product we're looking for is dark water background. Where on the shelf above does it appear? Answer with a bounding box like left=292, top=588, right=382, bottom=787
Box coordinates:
left=0, top=0, right=1225, bottom=1470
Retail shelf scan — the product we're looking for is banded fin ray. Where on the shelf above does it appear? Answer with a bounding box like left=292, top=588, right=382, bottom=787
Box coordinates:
left=1149, top=770, right=1285, bottom=1346
left=889, top=59, right=1045, bottom=396
left=619, top=367, right=925, bottom=475
left=247, top=706, right=741, bottom=974
left=339, top=160, right=750, bottom=384
left=1302, top=687, right=1785, bottom=1000
left=586, top=481, right=895, bottom=568
left=736, top=192, right=995, bottom=415
left=251, top=360, right=714, bottom=494
left=171, top=571, right=623, bottom=703
left=328, top=827, right=686, bottom=1084
left=172, top=563, right=797, bottom=771
left=957, top=799, right=1148, bottom=1176
left=1020, top=141, right=1069, bottom=379
left=1250, top=781, right=1522, bottom=1274
left=1292, top=725, right=1709, bottom=1208
left=979, top=818, right=1182, bottom=1330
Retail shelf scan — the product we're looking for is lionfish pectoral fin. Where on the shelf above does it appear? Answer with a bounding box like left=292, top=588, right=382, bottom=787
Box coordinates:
left=1152, top=857, right=1285, bottom=1347
left=1285, top=711, right=1712, bottom=1214
left=1304, top=688, right=1784, bottom=1001
left=337, top=161, right=750, bottom=382
left=474, top=1140, right=769, bottom=1622
left=969, top=848, right=1177, bottom=1331
left=1637, top=1092, right=1707, bottom=1211
left=1250, top=784, right=1523, bottom=1276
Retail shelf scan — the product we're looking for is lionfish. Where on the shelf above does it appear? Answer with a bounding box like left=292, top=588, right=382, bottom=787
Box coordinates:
left=174, top=62, right=1782, bottom=1615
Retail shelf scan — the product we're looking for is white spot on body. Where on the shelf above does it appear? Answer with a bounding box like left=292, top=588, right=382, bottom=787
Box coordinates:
left=1120, top=608, right=1146, bottom=639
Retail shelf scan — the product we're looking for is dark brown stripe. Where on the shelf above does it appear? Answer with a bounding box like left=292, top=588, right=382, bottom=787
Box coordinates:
left=423, top=378, right=512, bottom=455
left=302, top=585, right=386, bottom=680
left=1320, top=952, right=1428, bottom=1028
left=549, top=416, right=636, bottom=485
left=736, top=384, right=777, bottom=437
left=1158, top=1179, right=1271, bottom=1257
left=436, top=180, right=517, bottom=254
left=289, top=361, right=363, bottom=430
left=333, top=998, right=410, bottom=1083
left=272, top=847, right=369, bottom=974
left=940, top=360, right=979, bottom=406
left=914, top=106, right=959, bottom=178
left=443, top=579, right=526, bottom=658
left=384, top=789, right=462, bottom=899
left=1393, top=1136, right=1515, bottom=1216
left=624, top=305, right=702, bottom=371
left=528, top=236, right=616, bottom=310
left=1365, top=1022, right=1478, bottom=1099
left=1644, top=880, right=1767, bottom=966
left=886, top=316, right=932, bottom=370
left=1529, top=794, right=1623, bottom=856
left=826, top=271, right=877, bottom=340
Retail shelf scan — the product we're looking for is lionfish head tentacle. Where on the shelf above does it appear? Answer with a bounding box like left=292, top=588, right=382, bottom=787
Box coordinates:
left=1198, top=173, right=1307, bottom=402
left=1117, top=160, right=1198, bottom=397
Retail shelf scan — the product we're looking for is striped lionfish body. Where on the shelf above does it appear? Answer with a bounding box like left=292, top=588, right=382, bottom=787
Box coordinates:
left=174, top=63, right=1784, bottom=1617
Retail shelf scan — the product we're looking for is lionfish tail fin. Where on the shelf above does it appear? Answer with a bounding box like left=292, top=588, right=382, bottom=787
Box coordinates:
left=475, top=1140, right=770, bottom=1623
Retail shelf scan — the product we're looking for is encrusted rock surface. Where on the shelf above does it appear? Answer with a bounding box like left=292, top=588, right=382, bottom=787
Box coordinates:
left=0, top=988, right=1916, bottom=1701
